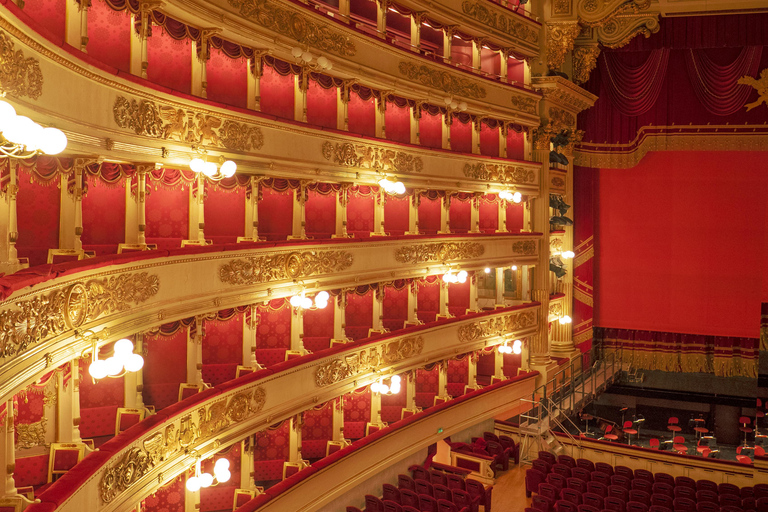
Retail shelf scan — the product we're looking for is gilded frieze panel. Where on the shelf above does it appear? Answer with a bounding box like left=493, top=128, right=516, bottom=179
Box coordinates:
left=462, top=162, right=537, bottom=185
left=457, top=310, right=538, bottom=343
left=322, top=141, right=423, bottom=174
left=393, top=242, right=484, bottom=264
left=219, top=250, right=354, bottom=285
left=0, top=30, right=43, bottom=99
left=512, top=241, right=536, bottom=256
left=398, top=62, right=487, bottom=99
left=460, top=1, right=539, bottom=44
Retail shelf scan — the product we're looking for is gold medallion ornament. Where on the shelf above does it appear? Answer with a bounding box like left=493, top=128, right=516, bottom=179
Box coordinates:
left=463, top=162, right=537, bottom=185
left=394, top=242, right=484, bottom=264
left=0, top=30, right=43, bottom=99
left=322, top=141, right=423, bottom=174
left=457, top=309, right=538, bottom=343
left=219, top=250, right=353, bottom=285
left=398, top=62, right=487, bottom=99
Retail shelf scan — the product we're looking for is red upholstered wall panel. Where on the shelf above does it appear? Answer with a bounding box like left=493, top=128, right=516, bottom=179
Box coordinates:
left=87, top=1, right=130, bottom=73
left=450, top=120, right=472, bottom=153
left=416, top=366, right=439, bottom=393
left=385, top=103, right=411, bottom=144
left=479, top=124, right=499, bottom=157
left=256, top=300, right=291, bottom=349
left=596, top=151, right=767, bottom=338
left=305, top=190, right=336, bottom=239
left=202, top=313, right=243, bottom=365
left=260, top=65, right=295, bottom=120
left=448, top=281, right=470, bottom=316
left=16, top=386, right=45, bottom=425
left=146, top=29, right=191, bottom=94
left=23, top=0, right=65, bottom=41
left=258, top=187, right=292, bottom=240
left=348, top=93, right=375, bottom=137
left=303, top=303, right=334, bottom=351
left=205, top=185, right=245, bottom=240
left=347, top=193, right=374, bottom=237
left=507, top=130, right=525, bottom=161
left=417, top=281, right=440, bottom=323
left=307, top=79, right=338, bottom=129
left=14, top=454, right=48, bottom=488
left=449, top=199, right=471, bottom=233
left=82, top=178, right=125, bottom=246
left=479, top=198, right=498, bottom=232
left=80, top=355, right=124, bottom=408
left=254, top=421, right=290, bottom=460
left=146, top=183, right=188, bottom=240
left=383, top=286, right=408, bottom=323
left=143, top=475, right=185, bottom=512
left=476, top=351, right=495, bottom=378
left=16, top=170, right=59, bottom=267
left=143, top=328, right=188, bottom=410
left=345, top=290, right=373, bottom=337
left=573, top=166, right=596, bottom=353
left=419, top=111, right=443, bottom=149
left=418, top=196, right=441, bottom=234
left=506, top=202, right=524, bottom=232
left=503, top=353, right=522, bottom=377
left=508, top=59, right=525, bottom=84
left=343, top=389, right=371, bottom=422
left=383, top=196, right=409, bottom=235
left=303, top=402, right=334, bottom=440
left=206, top=48, right=247, bottom=108
left=447, top=358, right=468, bottom=384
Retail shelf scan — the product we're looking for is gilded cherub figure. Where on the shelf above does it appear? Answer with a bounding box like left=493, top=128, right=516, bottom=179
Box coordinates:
left=738, top=68, right=768, bottom=111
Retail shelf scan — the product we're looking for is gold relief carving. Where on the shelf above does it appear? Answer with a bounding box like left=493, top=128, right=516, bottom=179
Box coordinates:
left=597, top=14, right=659, bottom=49
left=227, top=0, right=355, bottom=56
left=549, top=107, right=575, bottom=129
left=512, top=241, right=537, bottom=256
left=315, top=336, right=424, bottom=387
left=460, top=1, right=538, bottom=44
left=219, top=250, right=353, bottom=285
left=0, top=272, right=158, bottom=358
left=573, top=46, right=601, bottom=85
left=738, top=69, right=768, bottom=112
left=321, top=141, right=423, bottom=174
left=576, top=0, right=652, bottom=28
left=553, top=0, right=571, bottom=15
left=510, top=94, right=538, bottom=114
left=16, top=418, right=47, bottom=449
left=99, top=448, right=153, bottom=504
left=549, top=302, right=563, bottom=318
left=573, top=328, right=593, bottom=344
left=457, top=310, right=538, bottom=343
left=0, top=30, right=43, bottom=99
left=393, top=242, right=484, bottom=264
left=463, top=163, right=536, bottom=185
left=551, top=176, right=566, bottom=190
left=398, top=62, right=486, bottom=99
left=113, top=97, right=264, bottom=152
left=546, top=22, right=581, bottom=70
left=534, top=79, right=597, bottom=114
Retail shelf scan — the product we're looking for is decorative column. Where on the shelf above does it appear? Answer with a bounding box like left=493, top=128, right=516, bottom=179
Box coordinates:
left=499, top=49, right=509, bottom=83
left=468, top=271, right=479, bottom=312
left=438, top=280, right=449, bottom=319
left=406, top=280, right=419, bottom=326
left=469, top=193, right=481, bottom=233
left=136, top=168, right=148, bottom=246
left=131, top=1, right=155, bottom=78
left=439, top=194, right=450, bottom=234
left=188, top=317, right=204, bottom=386
left=290, top=305, right=305, bottom=354
left=240, top=438, right=254, bottom=489
left=406, top=192, right=419, bottom=235
left=496, top=197, right=508, bottom=233
left=0, top=162, right=20, bottom=272
left=494, top=349, right=505, bottom=381
left=64, top=0, right=88, bottom=51
left=436, top=361, right=450, bottom=401
left=372, top=284, right=384, bottom=331
left=247, top=53, right=266, bottom=111
left=403, top=370, right=418, bottom=414
left=471, top=117, right=481, bottom=154
left=523, top=198, right=532, bottom=232
left=332, top=398, right=344, bottom=441
left=288, top=416, right=300, bottom=462
left=467, top=352, right=479, bottom=390
left=376, top=0, right=388, bottom=38
left=58, top=162, right=84, bottom=253
left=471, top=38, right=482, bottom=72
left=294, top=70, right=308, bottom=123
left=442, top=112, right=451, bottom=150
left=244, top=305, right=259, bottom=367
left=338, top=0, right=350, bottom=22
left=370, top=389, right=382, bottom=425
left=333, top=291, right=348, bottom=342
left=241, top=177, right=263, bottom=241
left=288, top=182, right=308, bottom=240
left=495, top=268, right=505, bottom=306
left=56, top=360, right=82, bottom=443
left=333, top=183, right=352, bottom=238
left=371, top=189, right=386, bottom=236
left=185, top=472, right=200, bottom=512
left=0, top=398, right=16, bottom=498
left=124, top=333, right=145, bottom=409
left=191, top=38, right=206, bottom=98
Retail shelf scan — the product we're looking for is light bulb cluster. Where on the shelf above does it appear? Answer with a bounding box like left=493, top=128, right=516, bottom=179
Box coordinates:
left=561, top=251, right=575, bottom=259
left=186, top=458, right=231, bottom=492
left=378, top=178, right=406, bottom=195
left=498, top=190, right=522, bottom=203
left=443, top=97, right=468, bottom=112
left=289, top=290, right=329, bottom=310
left=88, top=338, right=144, bottom=380
left=558, top=315, right=572, bottom=325
left=499, top=339, right=523, bottom=355
left=0, top=100, right=67, bottom=155
left=371, top=374, right=401, bottom=395
left=442, top=270, right=468, bottom=284
left=484, top=267, right=491, bottom=274
left=190, top=158, right=237, bottom=179
left=291, top=47, right=333, bottom=71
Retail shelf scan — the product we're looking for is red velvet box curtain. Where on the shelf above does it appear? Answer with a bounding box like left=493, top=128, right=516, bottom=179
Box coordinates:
left=146, top=27, right=192, bottom=94
left=206, top=47, right=248, bottom=109
left=479, top=195, right=499, bottom=232
left=260, top=64, right=295, bottom=120
left=145, top=176, right=191, bottom=249
left=255, top=299, right=290, bottom=349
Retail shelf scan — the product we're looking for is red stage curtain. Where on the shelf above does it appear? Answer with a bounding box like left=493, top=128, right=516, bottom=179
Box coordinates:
left=307, top=78, right=338, bottom=129
left=506, top=128, right=525, bottom=160
left=205, top=184, right=245, bottom=243
left=145, top=182, right=188, bottom=248
left=206, top=48, right=247, bottom=108
left=418, top=195, right=441, bottom=234
left=87, top=0, right=130, bottom=72
left=16, top=169, right=60, bottom=267
left=23, top=0, right=65, bottom=41
left=599, top=49, right=670, bottom=117
left=479, top=123, right=499, bottom=157
left=146, top=28, right=192, bottom=94
left=595, top=151, right=767, bottom=338
left=345, top=290, right=373, bottom=340
left=260, top=65, right=295, bottom=120
left=448, top=280, right=470, bottom=317
left=419, top=110, right=443, bottom=149
left=449, top=197, right=471, bottom=233
left=143, top=328, right=188, bottom=410
left=506, top=202, right=524, bottom=232
left=82, top=177, right=125, bottom=250
left=385, top=103, right=411, bottom=144
left=303, top=304, right=334, bottom=352
left=479, top=196, right=498, bottom=232
left=573, top=166, right=596, bottom=355
left=305, top=190, right=336, bottom=239
left=348, top=92, right=375, bottom=136
left=417, top=280, right=440, bottom=323
left=258, top=187, right=292, bottom=240
left=384, top=195, right=409, bottom=235
left=143, top=475, right=185, bottom=512
left=383, top=285, right=408, bottom=331
left=450, top=118, right=472, bottom=153
left=256, top=300, right=290, bottom=349
left=202, top=313, right=243, bottom=364
left=347, top=191, right=374, bottom=237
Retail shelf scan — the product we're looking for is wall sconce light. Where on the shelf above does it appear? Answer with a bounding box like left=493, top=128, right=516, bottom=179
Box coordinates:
left=484, top=267, right=491, bottom=274
left=189, top=155, right=236, bottom=180
left=0, top=100, right=67, bottom=157
left=499, top=339, right=522, bottom=355
left=442, top=269, right=468, bottom=284
left=558, top=315, right=572, bottom=325
left=443, top=97, right=468, bottom=112
left=498, top=190, right=522, bottom=203
left=561, top=251, right=575, bottom=259
left=511, top=265, right=518, bottom=271
left=291, top=47, right=333, bottom=71
left=84, top=334, right=145, bottom=380
left=186, top=457, right=231, bottom=492
left=290, top=290, right=329, bottom=310
left=371, top=375, right=401, bottom=395
left=378, top=176, right=406, bottom=195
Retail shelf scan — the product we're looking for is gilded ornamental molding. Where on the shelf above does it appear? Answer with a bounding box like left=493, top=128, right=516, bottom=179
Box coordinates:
left=510, top=94, right=538, bottom=115
left=457, top=309, right=538, bottom=343
left=393, top=242, right=484, bottom=264
left=0, top=30, right=43, bottom=99
left=596, top=14, right=660, bottom=49
left=16, top=418, right=47, bottom=449
left=460, top=1, right=539, bottom=44
left=572, top=46, right=601, bottom=85
left=462, top=163, right=536, bottom=185
left=546, top=22, right=582, bottom=71
left=576, top=0, right=652, bottom=28
left=398, top=62, right=487, bottom=99
left=219, top=250, right=354, bottom=285
left=512, top=241, right=537, bottom=256
left=549, top=301, right=564, bottom=318
left=315, top=336, right=424, bottom=387
left=322, top=141, right=423, bottom=174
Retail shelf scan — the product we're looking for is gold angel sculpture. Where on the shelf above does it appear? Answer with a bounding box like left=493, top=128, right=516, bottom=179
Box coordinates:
left=738, top=68, right=768, bottom=111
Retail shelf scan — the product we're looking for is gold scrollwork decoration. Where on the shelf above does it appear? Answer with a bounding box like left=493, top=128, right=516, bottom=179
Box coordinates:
left=463, top=162, right=536, bottom=185
left=398, top=62, right=486, bottom=99
left=460, top=1, right=539, bottom=44
left=572, top=46, right=601, bottom=85
left=512, top=241, right=537, bottom=255
left=457, top=310, right=538, bottom=343
left=738, top=69, right=768, bottom=112
left=510, top=94, right=538, bottom=115
left=219, top=250, right=354, bottom=285
left=394, top=242, right=484, bottom=264
left=546, top=22, right=582, bottom=70
left=99, top=447, right=154, bottom=504
left=322, top=141, right=423, bottom=174
left=15, top=418, right=46, bottom=449
left=549, top=301, right=564, bottom=318
left=113, top=97, right=265, bottom=152
left=0, top=30, right=43, bottom=100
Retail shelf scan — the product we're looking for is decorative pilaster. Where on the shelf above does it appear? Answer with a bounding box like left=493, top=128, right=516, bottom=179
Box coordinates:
left=244, top=305, right=259, bottom=367
left=572, top=46, right=601, bottom=86
left=240, top=177, right=264, bottom=242
left=370, top=389, right=382, bottom=425
left=410, top=12, right=427, bottom=52
left=496, top=197, right=508, bottom=233
left=188, top=317, right=204, bottom=386
left=374, top=94, right=386, bottom=138
left=471, top=38, right=482, bottom=71
left=288, top=416, right=300, bottom=462
left=436, top=361, right=450, bottom=401
left=471, top=117, right=481, bottom=155
left=0, top=162, right=20, bottom=271
left=468, top=271, right=479, bottom=313
left=403, top=370, right=418, bottom=414
left=469, top=193, right=480, bottom=233
left=372, top=285, right=384, bottom=331
left=499, top=122, right=509, bottom=158
left=441, top=112, right=451, bottom=150
left=240, top=438, right=254, bottom=489
left=442, top=25, right=457, bottom=63
left=333, top=183, right=352, bottom=238
left=406, top=192, right=419, bottom=235
left=376, top=0, right=388, bottom=38
left=337, top=79, right=356, bottom=131
left=288, top=182, right=308, bottom=240
left=247, top=54, right=265, bottom=111
left=64, top=0, right=89, bottom=51
left=136, top=168, right=147, bottom=246
left=333, top=291, right=348, bottom=342
left=545, top=22, right=581, bottom=72
left=124, top=333, right=145, bottom=409
left=132, top=1, right=159, bottom=78
left=439, top=194, right=450, bottom=234
left=290, top=306, right=305, bottom=354
left=467, top=352, right=479, bottom=390
left=494, top=349, right=505, bottom=381
left=1, top=398, right=16, bottom=498
left=338, top=0, right=350, bottom=22
left=332, top=398, right=344, bottom=441
left=295, top=71, right=309, bottom=123
left=495, top=268, right=505, bottom=306
left=188, top=173, right=205, bottom=243
left=438, top=280, right=449, bottom=318
left=371, top=190, right=386, bottom=236
left=56, top=360, right=81, bottom=443
left=406, top=280, right=419, bottom=326
left=410, top=103, right=421, bottom=145
left=499, top=49, right=509, bottom=83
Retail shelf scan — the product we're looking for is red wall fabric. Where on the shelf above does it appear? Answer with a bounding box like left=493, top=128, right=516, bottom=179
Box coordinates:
left=143, top=328, right=188, bottom=410
left=384, top=196, right=409, bottom=235
left=479, top=197, right=498, bottom=232
left=418, top=196, right=441, bottom=234
left=449, top=199, right=471, bottom=233
left=347, top=193, right=374, bottom=237
left=144, top=475, right=185, bottom=512
left=508, top=59, right=525, bottom=84
left=447, top=358, right=468, bottom=384
left=206, top=48, right=247, bottom=108
left=348, top=93, right=375, bottom=137
left=146, top=183, right=188, bottom=240
left=417, top=281, right=440, bottom=323
left=258, top=187, right=292, bottom=240
left=595, top=151, right=768, bottom=338
left=383, top=286, right=408, bottom=324
left=506, top=130, right=525, bottom=160
left=146, top=28, right=191, bottom=94
left=254, top=421, right=290, bottom=460
left=416, top=366, right=439, bottom=393
left=448, top=281, right=470, bottom=317
left=87, top=1, right=130, bottom=73
left=202, top=313, right=243, bottom=365
left=303, top=402, right=334, bottom=440
left=307, top=79, right=338, bottom=129
left=345, top=290, right=373, bottom=339
left=450, top=120, right=472, bottom=153
left=506, top=202, right=524, bottom=232
left=303, top=304, right=334, bottom=351
left=205, top=185, right=245, bottom=240
left=419, top=111, right=443, bottom=149
left=479, top=124, right=499, bottom=157
left=305, top=190, right=336, bottom=239
left=343, top=389, right=371, bottom=422
left=256, top=300, right=291, bottom=349
left=260, top=66, right=295, bottom=120
left=23, top=0, right=65, bottom=41
left=79, top=352, right=124, bottom=409
left=16, top=171, right=59, bottom=267
left=82, top=178, right=125, bottom=246
left=385, top=103, right=411, bottom=144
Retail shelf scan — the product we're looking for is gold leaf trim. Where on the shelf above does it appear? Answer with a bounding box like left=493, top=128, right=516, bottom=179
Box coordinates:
left=460, top=1, right=539, bottom=44
left=16, top=418, right=46, bottom=449
left=573, top=287, right=593, bottom=307
left=219, top=250, right=354, bottom=285
left=398, top=62, right=487, bottom=99
left=512, top=241, right=537, bottom=256
left=457, top=309, right=538, bottom=343
left=463, top=162, right=537, bottom=185
left=321, top=141, right=423, bottom=174
left=393, top=242, right=484, bottom=264
left=574, top=246, right=594, bottom=267
left=0, top=30, right=43, bottom=99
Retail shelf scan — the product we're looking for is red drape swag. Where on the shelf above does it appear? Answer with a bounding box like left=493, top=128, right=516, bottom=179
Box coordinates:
left=305, top=189, right=336, bottom=239
left=447, top=280, right=470, bottom=317
left=347, top=188, right=375, bottom=237
left=307, top=78, right=338, bottom=129
left=201, top=312, right=243, bottom=365
left=479, top=195, right=498, bottom=232
left=82, top=177, right=125, bottom=250
left=87, top=0, right=131, bottom=73
left=143, top=327, right=189, bottom=410
left=449, top=196, right=471, bottom=233
left=450, top=117, right=472, bottom=153
left=143, top=475, right=185, bottom=512
left=417, top=279, right=440, bottom=323
left=255, top=299, right=290, bottom=349
left=573, top=166, right=596, bottom=355
left=419, top=110, right=443, bottom=149
left=254, top=421, right=290, bottom=461
left=146, top=27, right=192, bottom=94
left=506, top=128, right=525, bottom=160
left=479, top=123, right=500, bottom=157
left=343, top=388, right=371, bottom=422
left=598, top=49, right=670, bottom=117
left=206, top=47, right=247, bottom=109
left=418, top=195, right=441, bottom=234
left=258, top=186, right=293, bottom=240
left=345, top=289, right=373, bottom=340
left=303, top=304, right=334, bottom=352
left=385, top=102, right=411, bottom=144
left=23, top=0, right=65, bottom=41
left=348, top=92, right=376, bottom=137
left=383, top=195, right=409, bottom=235
left=16, top=167, right=60, bottom=268
left=260, top=64, right=295, bottom=120
left=205, top=183, right=245, bottom=243
left=506, top=201, right=524, bottom=232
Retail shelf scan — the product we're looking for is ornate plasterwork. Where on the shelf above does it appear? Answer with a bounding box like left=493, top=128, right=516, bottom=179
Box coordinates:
left=314, top=336, right=424, bottom=387
left=576, top=0, right=652, bottom=28
left=394, top=242, right=484, bottom=264
left=457, top=309, right=538, bottom=343
left=321, top=141, right=423, bottom=174
left=460, top=1, right=539, bottom=44
left=533, top=76, right=598, bottom=114
left=219, top=250, right=354, bottom=285
left=510, top=94, right=538, bottom=114
left=546, top=22, right=582, bottom=70
left=113, top=97, right=264, bottom=152
left=226, top=0, right=355, bottom=56
left=572, top=46, right=601, bottom=85
left=99, top=387, right=266, bottom=503
left=738, top=69, right=768, bottom=112
left=553, top=0, right=572, bottom=15
left=463, top=163, right=536, bottom=185
left=0, top=30, right=43, bottom=99
left=549, top=301, right=564, bottom=318
left=512, top=241, right=537, bottom=256
left=398, top=62, right=486, bottom=99
left=0, top=272, right=159, bottom=358
left=16, top=418, right=46, bottom=449
left=597, top=14, right=659, bottom=49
